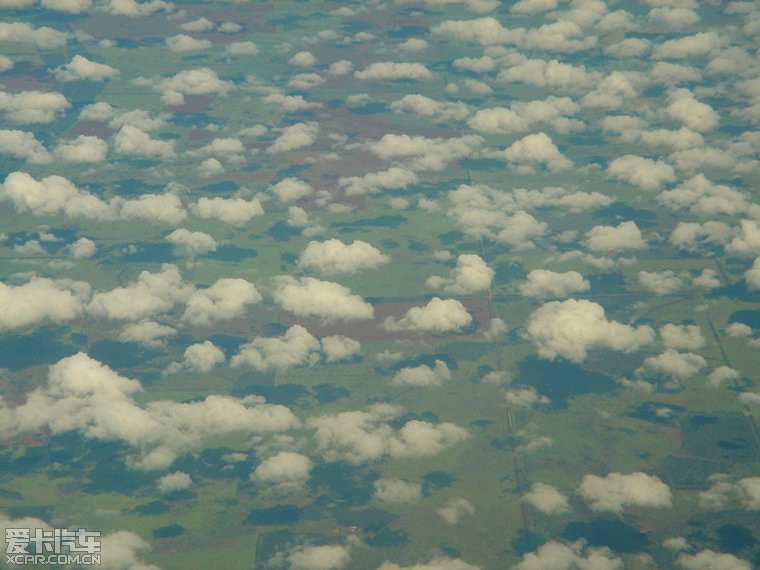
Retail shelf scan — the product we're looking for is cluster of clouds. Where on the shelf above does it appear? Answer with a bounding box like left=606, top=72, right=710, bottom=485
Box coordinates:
left=0, top=353, right=300, bottom=471
left=0, top=265, right=264, bottom=331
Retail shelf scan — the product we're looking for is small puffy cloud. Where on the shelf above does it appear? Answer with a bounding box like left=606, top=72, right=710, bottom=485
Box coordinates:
left=231, top=325, right=321, bottom=372
left=707, top=366, right=739, bottom=388
left=53, top=55, right=118, bottom=82
left=226, top=41, right=258, bottom=56
left=667, top=89, right=719, bottom=132
left=392, top=360, right=451, bottom=387
left=745, top=257, right=760, bottom=290
left=55, top=135, right=108, bottom=163
left=384, top=298, right=473, bottom=333
left=652, top=31, right=725, bottom=59
left=692, top=269, right=720, bottom=289
left=270, top=178, right=314, bottom=202
left=374, top=478, right=423, bottom=503
left=309, top=404, right=468, bottom=465
left=727, top=220, right=760, bottom=257
left=0, top=90, right=69, bottom=124
left=578, top=471, right=672, bottom=512
left=165, top=34, right=212, bottom=52
left=263, top=91, right=322, bottom=112
left=157, top=471, right=192, bottom=494
left=390, top=94, right=470, bottom=122
left=272, top=276, right=373, bottom=322
left=165, top=228, right=217, bottom=257
left=267, top=122, right=319, bottom=154
left=182, top=278, right=261, bottom=327
left=607, top=155, right=676, bottom=190
left=0, top=129, right=51, bottom=163
left=639, top=349, right=706, bottom=379
left=114, top=125, right=174, bottom=159
left=396, top=0, right=497, bottom=13
left=520, top=269, right=589, bottom=298
left=677, top=550, right=751, bottom=570
left=426, top=254, right=493, bottom=294
left=699, top=476, right=760, bottom=511
left=156, top=68, right=232, bottom=105
left=585, top=221, right=646, bottom=253
left=660, top=324, right=704, bottom=350
left=168, top=341, right=225, bottom=374
left=288, top=544, right=351, bottom=570
left=180, top=17, right=214, bottom=32
left=526, top=299, right=654, bottom=362
left=370, top=134, right=482, bottom=171
left=469, top=97, right=582, bottom=135
left=670, top=221, right=732, bottom=252
left=659, top=175, right=753, bottom=218
left=726, top=322, right=752, bottom=338
left=432, top=17, right=521, bottom=45
left=0, top=22, right=71, bottom=49
left=299, top=239, right=390, bottom=275
left=88, top=265, right=193, bottom=321
left=504, top=387, right=549, bottom=408
left=252, top=451, right=312, bottom=489
left=0, top=277, right=90, bottom=330
left=355, top=61, right=432, bottom=81
left=289, top=51, right=316, bottom=66
left=68, top=237, right=96, bottom=259
left=499, top=132, right=572, bottom=172
left=523, top=483, right=570, bottom=514
left=338, top=167, right=417, bottom=196
left=398, top=38, right=428, bottom=51
left=513, top=541, right=622, bottom=570
left=638, top=270, right=683, bottom=295
left=497, top=54, right=600, bottom=93
left=108, top=0, right=174, bottom=16
left=511, top=0, right=557, bottom=13
left=190, top=196, right=264, bottom=225
left=320, top=335, right=361, bottom=363
left=118, top=320, right=176, bottom=347
left=437, top=498, right=475, bottom=524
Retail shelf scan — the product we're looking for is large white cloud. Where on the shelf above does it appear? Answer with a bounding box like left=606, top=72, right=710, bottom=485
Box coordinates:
left=88, top=265, right=194, bottom=321
left=272, top=276, right=373, bottom=322
left=384, top=298, right=473, bottom=333
left=299, top=239, right=390, bottom=275
left=526, top=299, right=654, bottom=362
left=0, top=277, right=90, bottom=330
left=607, top=155, right=676, bottom=190
left=578, top=471, right=672, bottom=512
left=0, top=89, right=69, bottom=124
left=677, top=550, right=751, bottom=570
left=0, top=22, right=71, bottom=49
left=165, top=228, right=217, bottom=257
